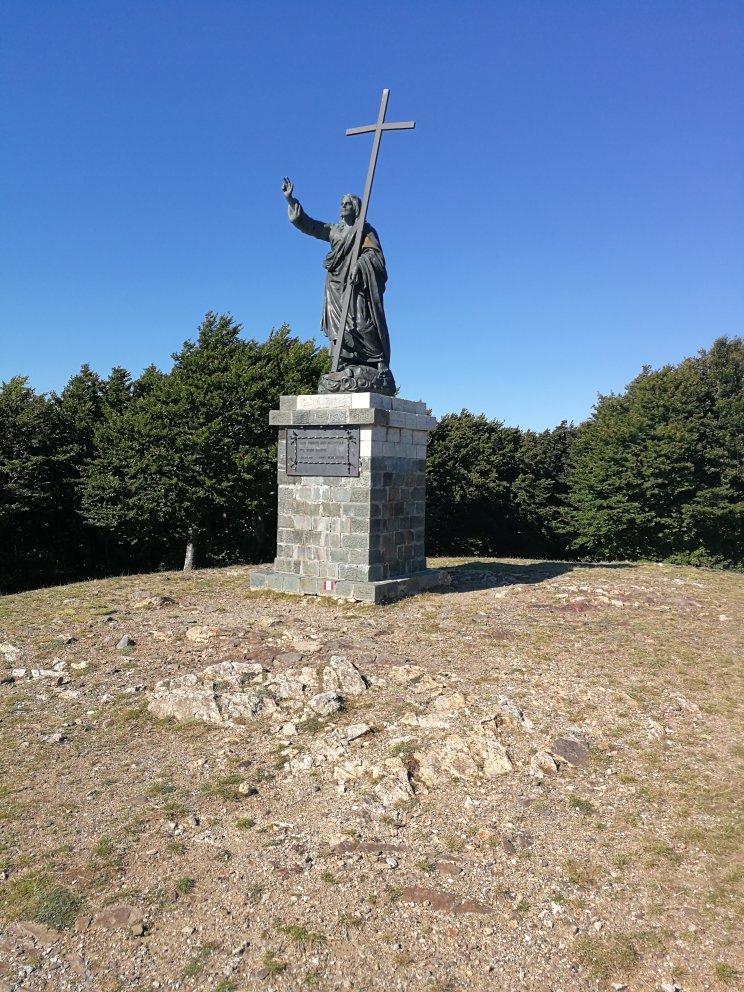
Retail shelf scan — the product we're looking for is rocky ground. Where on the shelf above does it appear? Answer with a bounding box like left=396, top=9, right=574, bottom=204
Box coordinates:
left=0, top=558, right=742, bottom=992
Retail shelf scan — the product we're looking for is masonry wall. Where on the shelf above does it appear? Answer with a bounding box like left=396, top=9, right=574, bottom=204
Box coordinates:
left=250, top=394, right=445, bottom=603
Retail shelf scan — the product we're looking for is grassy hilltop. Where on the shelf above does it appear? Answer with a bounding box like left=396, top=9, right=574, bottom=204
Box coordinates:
left=1, top=559, right=742, bottom=991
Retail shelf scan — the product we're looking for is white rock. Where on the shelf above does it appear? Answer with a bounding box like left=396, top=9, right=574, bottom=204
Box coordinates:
left=203, top=661, right=263, bottom=688
left=288, top=754, right=315, bottom=774
left=148, top=678, right=222, bottom=723
left=221, top=692, right=278, bottom=721
left=266, top=667, right=317, bottom=701
left=290, top=639, right=322, bottom=654
left=330, top=723, right=371, bottom=745
left=530, top=751, right=559, bottom=777
left=403, top=692, right=466, bottom=729
left=327, top=656, right=367, bottom=696
left=308, top=691, right=342, bottom=716
left=415, top=732, right=512, bottom=786
left=185, top=625, right=220, bottom=643
left=374, top=773, right=413, bottom=808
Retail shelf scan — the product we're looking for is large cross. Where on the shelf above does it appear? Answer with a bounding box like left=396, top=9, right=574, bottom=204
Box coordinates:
left=330, top=89, right=415, bottom=372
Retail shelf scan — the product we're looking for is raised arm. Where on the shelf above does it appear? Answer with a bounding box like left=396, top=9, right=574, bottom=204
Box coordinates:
left=281, top=177, right=332, bottom=243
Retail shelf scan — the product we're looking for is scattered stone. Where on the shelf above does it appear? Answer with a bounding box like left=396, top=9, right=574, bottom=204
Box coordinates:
left=400, top=886, right=490, bottom=914
left=132, top=595, right=174, bottom=609
left=404, top=692, right=466, bottom=729
left=185, top=625, right=220, bottom=643
left=238, top=782, right=258, bottom=797
left=11, top=922, right=58, bottom=946
left=0, top=642, right=20, bottom=664
left=308, top=691, right=342, bottom=717
left=486, top=696, right=534, bottom=732
left=323, top=656, right=367, bottom=695
left=266, top=667, right=318, bottom=701
left=549, top=737, right=590, bottom=770
left=415, top=733, right=512, bottom=786
left=148, top=663, right=282, bottom=724
left=332, top=839, right=399, bottom=855
left=290, top=638, right=322, bottom=654
left=530, top=751, right=560, bottom=777
left=332, top=759, right=369, bottom=786
left=148, top=675, right=222, bottom=723
left=373, top=760, right=414, bottom=808
left=91, top=904, right=144, bottom=930
left=435, top=861, right=462, bottom=877
left=116, top=634, right=136, bottom=650
left=672, top=695, right=702, bottom=717
left=330, top=723, right=371, bottom=746
left=203, top=661, right=264, bottom=687
left=66, top=953, right=87, bottom=978
left=225, top=692, right=279, bottom=720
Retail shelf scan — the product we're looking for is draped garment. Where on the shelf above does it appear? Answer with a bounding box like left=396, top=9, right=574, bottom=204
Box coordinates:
left=288, top=200, right=391, bottom=369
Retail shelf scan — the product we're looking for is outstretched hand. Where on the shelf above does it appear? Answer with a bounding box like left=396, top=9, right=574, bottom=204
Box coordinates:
left=281, top=176, right=294, bottom=199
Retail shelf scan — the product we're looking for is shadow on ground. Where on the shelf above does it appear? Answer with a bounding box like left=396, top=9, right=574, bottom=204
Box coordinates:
left=432, top=558, right=636, bottom=593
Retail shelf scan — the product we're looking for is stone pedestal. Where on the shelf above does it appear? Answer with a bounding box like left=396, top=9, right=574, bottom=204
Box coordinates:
left=249, top=393, right=449, bottom=603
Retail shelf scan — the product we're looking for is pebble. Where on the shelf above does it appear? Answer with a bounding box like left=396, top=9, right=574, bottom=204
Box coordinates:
left=386, top=857, right=399, bottom=869
left=116, top=634, right=136, bottom=650
left=238, top=782, right=258, bottom=796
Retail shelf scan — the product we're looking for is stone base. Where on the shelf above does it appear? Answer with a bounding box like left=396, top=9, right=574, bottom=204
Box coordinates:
left=250, top=392, right=442, bottom=604
left=250, top=566, right=450, bottom=604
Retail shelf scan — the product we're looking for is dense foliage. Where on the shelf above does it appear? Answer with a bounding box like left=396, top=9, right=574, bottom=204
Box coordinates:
left=559, top=337, right=743, bottom=567
left=1, top=328, right=741, bottom=593
left=0, top=315, right=328, bottom=592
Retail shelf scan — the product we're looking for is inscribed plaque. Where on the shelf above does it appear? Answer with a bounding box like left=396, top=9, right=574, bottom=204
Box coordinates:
left=286, top=427, right=360, bottom=477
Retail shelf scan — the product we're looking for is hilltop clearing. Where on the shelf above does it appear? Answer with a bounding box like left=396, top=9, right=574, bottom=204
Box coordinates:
left=1, top=559, right=742, bottom=991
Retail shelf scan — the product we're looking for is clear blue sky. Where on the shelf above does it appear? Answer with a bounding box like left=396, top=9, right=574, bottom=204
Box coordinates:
left=2, top=1, right=742, bottom=430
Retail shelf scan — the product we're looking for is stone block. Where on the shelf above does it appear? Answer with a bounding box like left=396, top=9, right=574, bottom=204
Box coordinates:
left=339, top=564, right=371, bottom=582
left=282, top=573, right=301, bottom=594
left=300, top=575, right=320, bottom=594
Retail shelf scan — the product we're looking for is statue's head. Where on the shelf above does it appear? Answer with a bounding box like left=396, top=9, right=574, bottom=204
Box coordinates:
left=339, top=194, right=361, bottom=227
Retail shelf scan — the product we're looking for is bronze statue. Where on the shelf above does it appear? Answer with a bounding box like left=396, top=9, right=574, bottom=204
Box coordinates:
left=281, top=178, right=395, bottom=395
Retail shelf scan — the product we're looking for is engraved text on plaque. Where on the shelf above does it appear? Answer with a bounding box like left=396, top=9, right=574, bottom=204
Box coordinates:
left=286, top=427, right=360, bottom=477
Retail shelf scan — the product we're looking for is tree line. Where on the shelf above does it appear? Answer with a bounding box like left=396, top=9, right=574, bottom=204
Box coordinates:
left=1, top=315, right=741, bottom=594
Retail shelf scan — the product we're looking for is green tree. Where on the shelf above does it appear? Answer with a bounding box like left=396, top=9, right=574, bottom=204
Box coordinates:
left=513, top=421, right=575, bottom=557
left=81, top=313, right=328, bottom=569
left=0, top=378, right=72, bottom=590
left=101, top=366, right=133, bottom=414
left=426, top=410, right=522, bottom=555
left=562, top=337, right=743, bottom=566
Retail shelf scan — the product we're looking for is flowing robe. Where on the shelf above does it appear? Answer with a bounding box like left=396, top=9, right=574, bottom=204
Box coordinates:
left=288, top=200, right=391, bottom=369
